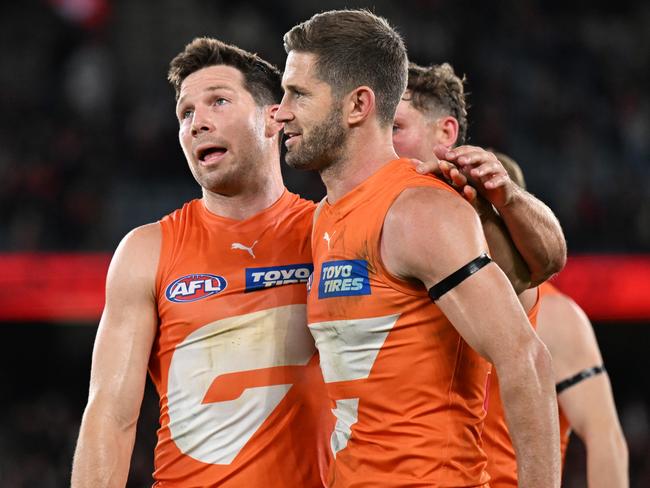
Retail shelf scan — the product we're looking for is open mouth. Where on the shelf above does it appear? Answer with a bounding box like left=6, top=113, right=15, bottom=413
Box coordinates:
left=197, top=145, right=227, bottom=164
left=283, top=131, right=301, bottom=148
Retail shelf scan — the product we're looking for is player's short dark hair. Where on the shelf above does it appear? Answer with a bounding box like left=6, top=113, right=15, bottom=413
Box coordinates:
left=168, top=37, right=282, bottom=106
left=492, top=151, right=527, bottom=189
left=283, top=9, right=408, bottom=126
left=406, top=62, right=469, bottom=145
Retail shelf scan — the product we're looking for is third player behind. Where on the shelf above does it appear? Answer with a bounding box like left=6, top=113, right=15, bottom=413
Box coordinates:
left=486, top=153, right=629, bottom=488
left=392, top=61, right=628, bottom=487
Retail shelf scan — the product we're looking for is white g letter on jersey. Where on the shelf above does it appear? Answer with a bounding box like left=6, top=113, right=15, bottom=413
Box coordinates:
left=167, top=304, right=315, bottom=464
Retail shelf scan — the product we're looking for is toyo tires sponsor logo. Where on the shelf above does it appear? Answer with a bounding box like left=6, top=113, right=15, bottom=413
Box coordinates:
left=165, top=274, right=227, bottom=302
left=245, top=263, right=313, bottom=292
left=318, top=260, right=371, bottom=299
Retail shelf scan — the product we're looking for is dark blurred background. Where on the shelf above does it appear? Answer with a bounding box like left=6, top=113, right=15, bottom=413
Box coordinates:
left=0, top=0, right=648, bottom=486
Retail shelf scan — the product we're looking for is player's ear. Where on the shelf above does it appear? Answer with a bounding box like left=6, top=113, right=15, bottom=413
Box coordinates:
left=265, top=104, right=283, bottom=138
left=345, top=86, right=375, bottom=126
left=432, top=116, right=459, bottom=147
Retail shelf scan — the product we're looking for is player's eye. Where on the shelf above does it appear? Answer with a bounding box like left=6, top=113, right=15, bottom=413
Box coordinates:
left=290, top=88, right=305, bottom=99
left=214, top=98, right=228, bottom=106
left=180, top=108, right=193, bottom=120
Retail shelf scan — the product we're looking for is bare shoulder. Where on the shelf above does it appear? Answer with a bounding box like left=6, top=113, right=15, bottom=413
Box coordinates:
left=384, top=186, right=482, bottom=248
left=537, top=290, right=602, bottom=371
left=382, top=186, right=488, bottom=286
left=107, top=223, right=162, bottom=294
left=117, top=222, right=161, bottom=253
left=538, top=292, right=592, bottom=340
left=386, top=185, right=478, bottom=228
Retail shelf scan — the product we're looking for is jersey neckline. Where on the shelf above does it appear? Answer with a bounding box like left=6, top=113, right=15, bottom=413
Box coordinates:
left=323, top=158, right=412, bottom=218
left=197, top=188, right=297, bottom=231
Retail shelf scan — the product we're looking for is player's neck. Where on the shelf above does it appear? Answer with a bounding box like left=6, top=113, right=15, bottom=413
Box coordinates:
left=321, top=125, right=398, bottom=205
left=201, top=167, right=285, bottom=221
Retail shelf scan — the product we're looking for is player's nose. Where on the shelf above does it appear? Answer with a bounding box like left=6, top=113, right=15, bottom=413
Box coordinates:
left=190, top=106, right=215, bottom=137
left=274, top=97, right=293, bottom=123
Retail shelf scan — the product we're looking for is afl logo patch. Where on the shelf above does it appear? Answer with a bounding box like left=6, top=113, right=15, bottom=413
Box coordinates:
left=165, top=274, right=227, bottom=303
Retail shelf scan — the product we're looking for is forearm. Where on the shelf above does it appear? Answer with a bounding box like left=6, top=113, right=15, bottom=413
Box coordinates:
left=585, top=430, right=629, bottom=488
left=496, top=186, right=567, bottom=285
left=477, top=196, right=531, bottom=293
left=71, top=403, right=137, bottom=488
left=498, top=342, right=561, bottom=488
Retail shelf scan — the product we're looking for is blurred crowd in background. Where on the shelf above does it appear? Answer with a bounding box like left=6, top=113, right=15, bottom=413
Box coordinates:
left=0, top=0, right=648, bottom=486
left=1, top=0, right=649, bottom=253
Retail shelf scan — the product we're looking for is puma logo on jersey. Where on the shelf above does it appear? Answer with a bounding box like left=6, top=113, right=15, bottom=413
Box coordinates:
left=318, top=260, right=371, bottom=298
left=323, top=231, right=336, bottom=250
left=166, top=274, right=227, bottom=302
left=231, top=240, right=258, bottom=258
left=245, top=263, right=313, bottom=292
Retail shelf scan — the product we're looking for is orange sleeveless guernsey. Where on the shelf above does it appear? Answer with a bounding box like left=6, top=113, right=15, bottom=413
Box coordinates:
left=150, top=190, right=333, bottom=487
left=482, top=282, right=571, bottom=487
left=308, top=158, right=492, bottom=488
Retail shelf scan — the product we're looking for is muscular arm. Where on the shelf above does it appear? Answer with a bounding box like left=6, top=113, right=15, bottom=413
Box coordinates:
left=495, top=185, right=567, bottom=285
left=381, top=187, right=560, bottom=488
left=537, top=292, right=629, bottom=488
left=414, top=157, right=531, bottom=292
left=432, top=145, right=567, bottom=286
left=473, top=194, right=531, bottom=294
left=71, top=224, right=160, bottom=488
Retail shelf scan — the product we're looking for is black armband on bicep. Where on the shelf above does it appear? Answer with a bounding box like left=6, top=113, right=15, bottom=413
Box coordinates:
left=556, top=365, right=606, bottom=394
left=428, top=253, right=492, bottom=302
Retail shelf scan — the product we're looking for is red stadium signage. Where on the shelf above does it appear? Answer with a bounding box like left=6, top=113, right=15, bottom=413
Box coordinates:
left=0, top=253, right=648, bottom=322
left=0, top=253, right=110, bottom=322
left=551, top=254, right=650, bottom=322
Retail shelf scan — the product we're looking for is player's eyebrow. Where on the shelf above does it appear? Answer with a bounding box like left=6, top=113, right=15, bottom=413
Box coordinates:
left=283, top=84, right=307, bottom=95
left=177, top=85, right=236, bottom=107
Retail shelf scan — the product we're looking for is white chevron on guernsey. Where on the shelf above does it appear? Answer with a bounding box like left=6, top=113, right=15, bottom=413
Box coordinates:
left=309, top=314, right=400, bottom=456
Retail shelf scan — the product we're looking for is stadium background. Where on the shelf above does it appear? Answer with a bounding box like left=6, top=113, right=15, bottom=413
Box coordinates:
left=0, top=0, right=648, bottom=486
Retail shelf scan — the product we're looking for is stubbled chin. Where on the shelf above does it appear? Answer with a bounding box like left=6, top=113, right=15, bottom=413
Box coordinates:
left=285, top=152, right=314, bottom=170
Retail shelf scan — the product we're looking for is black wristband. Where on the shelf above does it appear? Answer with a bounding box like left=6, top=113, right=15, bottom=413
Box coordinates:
left=428, top=253, right=492, bottom=301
